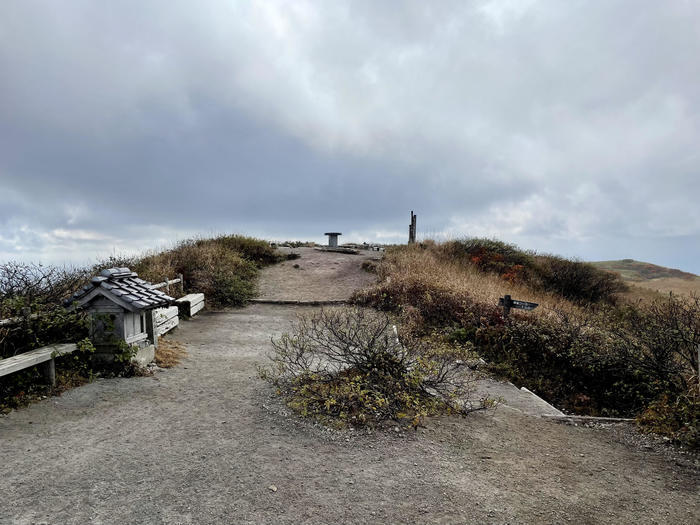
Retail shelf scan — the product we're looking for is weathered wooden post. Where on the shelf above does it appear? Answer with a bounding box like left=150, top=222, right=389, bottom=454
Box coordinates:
left=42, top=359, right=56, bottom=385
left=502, top=294, right=511, bottom=318
left=408, top=211, right=417, bottom=244
left=145, top=310, right=158, bottom=350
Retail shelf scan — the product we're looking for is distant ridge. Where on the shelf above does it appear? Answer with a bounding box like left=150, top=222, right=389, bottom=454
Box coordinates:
left=592, top=259, right=700, bottom=298
left=591, top=259, right=697, bottom=282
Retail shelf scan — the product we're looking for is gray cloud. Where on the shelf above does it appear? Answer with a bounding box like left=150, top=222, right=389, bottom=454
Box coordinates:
left=1, top=1, right=698, bottom=271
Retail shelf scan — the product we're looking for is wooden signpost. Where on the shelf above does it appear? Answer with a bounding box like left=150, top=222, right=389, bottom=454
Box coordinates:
left=499, top=294, right=538, bottom=318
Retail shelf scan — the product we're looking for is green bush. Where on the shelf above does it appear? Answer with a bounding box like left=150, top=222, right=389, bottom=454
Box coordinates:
left=0, top=267, right=94, bottom=410
left=0, top=262, right=92, bottom=361
left=133, top=235, right=272, bottom=307
left=475, top=312, right=661, bottom=416
left=208, top=234, right=282, bottom=266
left=533, top=255, right=627, bottom=303
left=259, top=307, right=489, bottom=428
left=638, top=389, right=699, bottom=448
left=210, top=264, right=258, bottom=306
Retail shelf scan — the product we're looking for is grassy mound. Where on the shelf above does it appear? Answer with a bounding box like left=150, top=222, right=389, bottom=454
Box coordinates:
left=96, top=234, right=281, bottom=307
left=437, top=238, right=626, bottom=303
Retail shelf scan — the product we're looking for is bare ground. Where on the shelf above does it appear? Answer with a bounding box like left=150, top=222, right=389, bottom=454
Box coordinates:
left=255, top=247, right=379, bottom=302
left=1, top=249, right=698, bottom=524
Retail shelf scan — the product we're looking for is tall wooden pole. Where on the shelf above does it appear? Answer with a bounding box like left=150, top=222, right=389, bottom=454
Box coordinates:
left=409, top=211, right=417, bottom=244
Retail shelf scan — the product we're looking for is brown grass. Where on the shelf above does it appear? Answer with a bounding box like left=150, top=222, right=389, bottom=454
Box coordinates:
left=628, top=277, right=700, bottom=298
left=155, top=338, right=188, bottom=368
left=364, top=245, right=582, bottom=320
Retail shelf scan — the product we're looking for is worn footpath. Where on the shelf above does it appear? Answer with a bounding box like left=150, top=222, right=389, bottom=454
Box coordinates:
left=1, top=248, right=698, bottom=524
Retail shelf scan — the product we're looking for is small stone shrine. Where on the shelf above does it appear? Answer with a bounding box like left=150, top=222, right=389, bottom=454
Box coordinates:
left=67, top=268, right=173, bottom=363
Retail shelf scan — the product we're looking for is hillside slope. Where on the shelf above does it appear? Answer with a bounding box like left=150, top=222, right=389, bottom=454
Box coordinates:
left=592, top=259, right=700, bottom=297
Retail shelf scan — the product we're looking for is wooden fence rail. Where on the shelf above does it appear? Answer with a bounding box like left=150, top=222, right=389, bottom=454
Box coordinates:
left=0, top=343, right=77, bottom=385
left=0, top=313, right=39, bottom=328
left=151, top=274, right=184, bottom=295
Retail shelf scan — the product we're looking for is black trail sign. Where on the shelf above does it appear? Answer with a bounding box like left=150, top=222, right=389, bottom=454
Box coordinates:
left=499, top=294, right=538, bottom=317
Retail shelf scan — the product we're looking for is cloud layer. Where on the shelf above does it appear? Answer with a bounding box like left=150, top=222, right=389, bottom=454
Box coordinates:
left=1, top=1, right=699, bottom=271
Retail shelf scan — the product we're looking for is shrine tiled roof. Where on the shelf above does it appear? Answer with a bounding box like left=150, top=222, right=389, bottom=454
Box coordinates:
left=68, top=268, right=173, bottom=310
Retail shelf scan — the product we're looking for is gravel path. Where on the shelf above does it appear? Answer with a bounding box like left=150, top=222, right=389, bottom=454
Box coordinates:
left=1, top=251, right=698, bottom=524
left=254, top=247, right=379, bottom=302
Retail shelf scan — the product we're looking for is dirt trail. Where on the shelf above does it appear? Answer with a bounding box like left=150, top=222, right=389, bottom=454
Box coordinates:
left=255, top=247, right=379, bottom=302
left=1, top=250, right=698, bottom=524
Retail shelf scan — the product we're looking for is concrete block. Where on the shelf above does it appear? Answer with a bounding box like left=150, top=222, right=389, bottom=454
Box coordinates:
left=131, top=344, right=155, bottom=367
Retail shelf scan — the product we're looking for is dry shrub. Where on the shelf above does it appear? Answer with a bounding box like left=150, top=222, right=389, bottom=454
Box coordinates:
left=360, top=260, right=378, bottom=273
left=0, top=262, right=91, bottom=316
left=155, top=338, right=187, bottom=368
left=0, top=262, right=91, bottom=361
left=259, top=307, right=490, bottom=428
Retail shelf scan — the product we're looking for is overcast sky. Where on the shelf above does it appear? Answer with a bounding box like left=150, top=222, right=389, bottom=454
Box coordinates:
left=1, top=1, right=699, bottom=272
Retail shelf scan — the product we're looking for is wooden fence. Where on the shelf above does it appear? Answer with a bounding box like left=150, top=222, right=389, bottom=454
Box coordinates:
left=151, top=274, right=183, bottom=294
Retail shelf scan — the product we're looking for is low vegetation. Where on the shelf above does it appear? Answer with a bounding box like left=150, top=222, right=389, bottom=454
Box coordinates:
left=437, top=238, right=627, bottom=303
left=259, top=307, right=490, bottom=428
left=99, top=234, right=283, bottom=307
left=352, top=239, right=699, bottom=448
left=155, top=338, right=188, bottom=368
left=1, top=234, right=278, bottom=410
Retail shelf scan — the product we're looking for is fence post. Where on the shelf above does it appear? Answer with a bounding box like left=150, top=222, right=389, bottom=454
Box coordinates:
left=178, top=273, right=184, bottom=293
left=146, top=310, right=158, bottom=349
left=42, top=359, right=56, bottom=386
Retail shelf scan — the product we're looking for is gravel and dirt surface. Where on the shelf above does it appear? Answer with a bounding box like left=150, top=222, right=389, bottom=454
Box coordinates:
left=1, top=249, right=698, bottom=524
left=254, top=247, right=379, bottom=302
